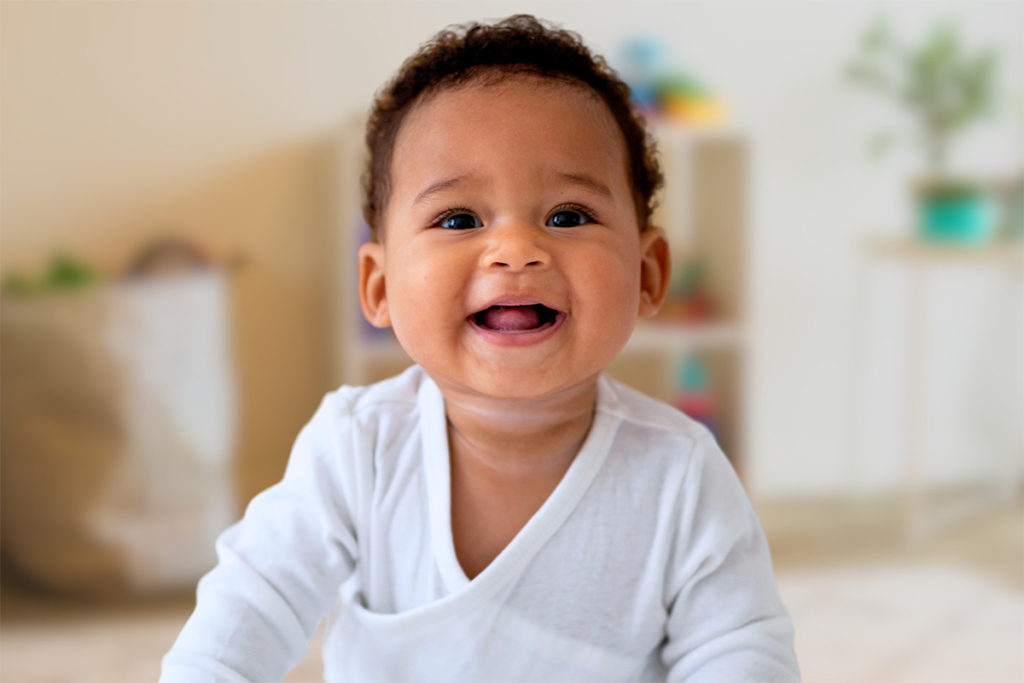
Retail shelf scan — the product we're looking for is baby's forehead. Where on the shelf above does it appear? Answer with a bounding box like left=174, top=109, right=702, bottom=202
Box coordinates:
left=405, top=73, right=618, bottom=138
left=392, top=75, right=630, bottom=184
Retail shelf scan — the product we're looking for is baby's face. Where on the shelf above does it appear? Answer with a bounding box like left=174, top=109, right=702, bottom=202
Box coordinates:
left=359, top=76, right=667, bottom=400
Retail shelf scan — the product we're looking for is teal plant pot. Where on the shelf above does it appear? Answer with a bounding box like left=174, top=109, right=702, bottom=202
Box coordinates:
left=918, top=192, right=995, bottom=245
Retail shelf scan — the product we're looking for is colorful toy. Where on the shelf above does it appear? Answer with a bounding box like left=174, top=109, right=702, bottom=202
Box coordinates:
left=655, top=258, right=715, bottom=323
left=620, top=38, right=729, bottom=126
left=673, top=354, right=717, bottom=437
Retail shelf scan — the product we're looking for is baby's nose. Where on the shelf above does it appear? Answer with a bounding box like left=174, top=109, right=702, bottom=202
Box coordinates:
left=482, top=223, right=551, bottom=271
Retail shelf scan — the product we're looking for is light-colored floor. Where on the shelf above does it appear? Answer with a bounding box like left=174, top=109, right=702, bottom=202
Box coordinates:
left=759, top=496, right=1024, bottom=683
left=760, top=493, right=1024, bottom=589
left=778, top=563, right=1023, bottom=682
left=1, top=498, right=1021, bottom=683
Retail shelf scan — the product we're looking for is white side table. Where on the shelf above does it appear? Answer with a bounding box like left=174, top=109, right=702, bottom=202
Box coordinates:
left=862, top=237, right=1024, bottom=543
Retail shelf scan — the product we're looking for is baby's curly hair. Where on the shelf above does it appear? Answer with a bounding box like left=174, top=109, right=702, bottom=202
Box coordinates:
left=363, top=14, right=663, bottom=238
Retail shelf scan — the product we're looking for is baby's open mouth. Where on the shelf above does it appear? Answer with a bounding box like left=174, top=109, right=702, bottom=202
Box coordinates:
left=471, top=304, right=561, bottom=333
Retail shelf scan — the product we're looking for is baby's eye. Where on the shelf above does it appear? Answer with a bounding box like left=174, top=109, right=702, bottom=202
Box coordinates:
left=546, top=210, right=591, bottom=228
left=439, top=213, right=482, bottom=230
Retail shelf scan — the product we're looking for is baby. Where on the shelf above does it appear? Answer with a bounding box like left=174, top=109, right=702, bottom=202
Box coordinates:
left=162, top=15, right=799, bottom=683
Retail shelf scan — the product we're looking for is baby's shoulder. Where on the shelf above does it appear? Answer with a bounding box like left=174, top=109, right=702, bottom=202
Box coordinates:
left=296, top=366, right=426, bottom=481
left=320, top=365, right=424, bottom=423
left=293, top=367, right=426, bottom=465
left=599, top=373, right=713, bottom=446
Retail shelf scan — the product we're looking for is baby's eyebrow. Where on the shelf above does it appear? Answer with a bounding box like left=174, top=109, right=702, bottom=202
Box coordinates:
left=413, top=175, right=471, bottom=205
left=412, top=171, right=613, bottom=205
left=554, top=172, right=613, bottom=200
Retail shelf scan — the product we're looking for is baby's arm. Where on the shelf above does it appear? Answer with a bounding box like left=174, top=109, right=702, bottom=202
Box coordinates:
left=161, top=397, right=359, bottom=683
left=662, top=436, right=800, bottom=682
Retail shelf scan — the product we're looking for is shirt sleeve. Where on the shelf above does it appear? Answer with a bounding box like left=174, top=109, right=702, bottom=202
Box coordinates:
left=662, top=435, right=800, bottom=682
left=160, top=395, right=361, bottom=683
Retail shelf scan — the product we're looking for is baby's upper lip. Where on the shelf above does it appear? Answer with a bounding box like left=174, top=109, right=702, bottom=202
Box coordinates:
left=472, top=295, right=564, bottom=315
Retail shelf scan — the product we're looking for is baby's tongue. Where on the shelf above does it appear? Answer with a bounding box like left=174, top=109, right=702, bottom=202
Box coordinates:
left=483, top=305, right=540, bottom=332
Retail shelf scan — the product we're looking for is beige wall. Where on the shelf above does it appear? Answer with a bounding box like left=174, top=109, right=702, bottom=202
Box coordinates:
left=3, top=1, right=1021, bottom=501
left=1, top=2, right=400, bottom=503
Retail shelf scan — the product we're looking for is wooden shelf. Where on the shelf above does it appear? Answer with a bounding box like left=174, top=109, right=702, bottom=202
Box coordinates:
left=626, top=321, right=746, bottom=352
left=649, top=122, right=740, bottom=144
left=864, top=236, right=1024, bottom=267
left=356, top=337, right=408, bottom=362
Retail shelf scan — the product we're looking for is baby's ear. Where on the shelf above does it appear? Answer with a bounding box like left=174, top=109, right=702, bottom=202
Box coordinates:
left=358, top=241, right=391, bottom=328
left=638, top=227, right=670, bottom=318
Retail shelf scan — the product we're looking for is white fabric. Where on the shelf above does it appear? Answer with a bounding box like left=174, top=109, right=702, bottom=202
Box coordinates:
left=161, top=365, right=798, bottom=682
left=0, top=271, right=236, bottom=593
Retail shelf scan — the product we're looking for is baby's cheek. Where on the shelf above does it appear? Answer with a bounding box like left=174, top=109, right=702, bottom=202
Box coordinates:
left=387, top=263, right=458, bottom=350
left=590, top=252, right=640, bottom=306
left=384, top=275, right=424, bottom=342
left=572, top=272, right=634, bottom=352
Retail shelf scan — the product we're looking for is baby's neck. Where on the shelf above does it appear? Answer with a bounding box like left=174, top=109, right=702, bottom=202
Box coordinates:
left=437, top=375, right=599, bottom=579
left=438, top=375, right=599, bottom=481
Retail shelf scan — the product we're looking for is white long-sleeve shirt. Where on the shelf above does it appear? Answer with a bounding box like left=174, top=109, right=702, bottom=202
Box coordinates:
left=161, top=365, right=799, bottom=682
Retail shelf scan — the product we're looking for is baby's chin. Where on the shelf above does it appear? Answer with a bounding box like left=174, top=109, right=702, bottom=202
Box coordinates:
left=447, top=369, right=605, bottom=408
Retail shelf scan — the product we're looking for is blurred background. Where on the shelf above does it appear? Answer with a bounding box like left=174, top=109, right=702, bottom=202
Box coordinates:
left=1, top=1, right=1021, bottom=681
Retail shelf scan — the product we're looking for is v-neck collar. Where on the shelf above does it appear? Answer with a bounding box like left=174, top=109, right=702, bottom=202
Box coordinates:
left=418, top=370, right=622, bottom=598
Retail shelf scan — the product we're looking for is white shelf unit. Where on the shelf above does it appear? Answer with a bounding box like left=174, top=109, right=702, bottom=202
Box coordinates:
left=333, top=118, right=749, bottom=476
left=607, top=124, right=749, bottom=477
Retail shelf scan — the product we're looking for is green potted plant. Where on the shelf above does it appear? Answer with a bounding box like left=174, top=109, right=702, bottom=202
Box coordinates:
left=845, top=17, right=1002, bottom=245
